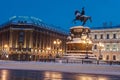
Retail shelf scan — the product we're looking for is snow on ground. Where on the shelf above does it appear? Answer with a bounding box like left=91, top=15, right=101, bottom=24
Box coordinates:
left=0, top=60, right=120, bottom=75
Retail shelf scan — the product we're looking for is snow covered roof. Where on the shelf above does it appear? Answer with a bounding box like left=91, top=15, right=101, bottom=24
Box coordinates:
left=0, top=16, right=68, bottom=35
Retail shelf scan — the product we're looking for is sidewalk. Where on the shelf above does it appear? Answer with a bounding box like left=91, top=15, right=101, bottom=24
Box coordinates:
left=0, top=60, right=120, bottom=75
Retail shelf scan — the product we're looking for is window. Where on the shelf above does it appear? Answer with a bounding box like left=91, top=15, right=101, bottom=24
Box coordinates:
left=94, top=34, right=97, bottom=39
left=19, top=37, right=23, bottom=42
left=99, top=55, right=103, bottom=60
left=100, top=34, right=103, bottom=39
left=106, top=45, right=110, bottom=51
left=20, top=32, right=24, bottom=36
left=106, top=34, right=109, bottom=39
left=113, top=55, right=116, bottom=60
left=94, top=45, right=97, bottom=49
left=113, top=34, right=116, bottom=39
left=19, top=32, right=24, bottom=43
left=112, top=45, right=117, bottom=51
left=106, top=55, right=109, bottom=60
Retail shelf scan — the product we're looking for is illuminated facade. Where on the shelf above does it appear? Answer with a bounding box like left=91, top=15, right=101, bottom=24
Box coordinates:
left=0, top=16, right=68, bottom=60
left=91, top=26, right=120, bottom=61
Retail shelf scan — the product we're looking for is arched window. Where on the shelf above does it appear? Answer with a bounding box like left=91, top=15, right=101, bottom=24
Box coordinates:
left=113, top=55, right=116, bottom=60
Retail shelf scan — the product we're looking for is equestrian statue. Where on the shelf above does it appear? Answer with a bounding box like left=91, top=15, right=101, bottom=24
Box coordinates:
left=73, top=7, right=92, bottom=26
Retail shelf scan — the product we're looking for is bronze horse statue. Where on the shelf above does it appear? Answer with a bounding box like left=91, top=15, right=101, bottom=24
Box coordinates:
left=73, top=9, right=92, bottom=26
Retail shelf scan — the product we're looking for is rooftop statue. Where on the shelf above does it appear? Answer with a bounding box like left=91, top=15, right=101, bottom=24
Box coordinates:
left=73, top=7, right=92, bottom=26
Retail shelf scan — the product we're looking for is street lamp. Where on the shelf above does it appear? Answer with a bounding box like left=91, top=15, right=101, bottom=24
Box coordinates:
left=46, top=47, right=51, bottom=51
left=97, top=42, right=104, bottom=64
left=4, top=44, right=8, bottom=49
left=83, top=38, right=92, bottom=59
left=59, top=49, right=63, bottom=56
left=46, top=47, right=51, bottom=55
left=4, top=44, right=9, bottom=59
left=53, top=39, right=61, bottom=58
left=46, top=47, right=52, bottom=61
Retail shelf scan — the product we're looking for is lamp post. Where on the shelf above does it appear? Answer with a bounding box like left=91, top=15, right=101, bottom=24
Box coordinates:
left=83, top=38, right=92, bottom=59
left=46, top=47, right=51, bottom=56
left=4, top=44, right=8, bottom=59
left=53, top=39, right=61, bottom=58
left=97, top=42, right=104, bottom=64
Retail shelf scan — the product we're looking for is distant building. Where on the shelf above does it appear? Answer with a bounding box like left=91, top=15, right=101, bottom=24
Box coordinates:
left=91, top=25, right=120, bottom=61
left=0, top=16, right=68, bottom=61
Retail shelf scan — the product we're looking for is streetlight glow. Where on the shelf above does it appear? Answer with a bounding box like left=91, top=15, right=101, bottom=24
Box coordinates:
left=53, top=41, right=57, bottom=44
left=6, top=55, right=9, bottom=58
left=4, top=44, right=8, bottom=48
left=97, top=42, right=104, bottom=64
left=47, top=47, right=51, bottom=50
left=83, top=38, right=92, bottom=59
left=53, top=39, right=62, bottom=58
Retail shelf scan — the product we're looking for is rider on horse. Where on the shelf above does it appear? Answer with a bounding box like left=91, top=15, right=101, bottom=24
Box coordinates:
left=73, top=7, right=92, bottom=26
left=81, top=7, right=85, bottom=15
left=75, top=7, right=85, bottom=18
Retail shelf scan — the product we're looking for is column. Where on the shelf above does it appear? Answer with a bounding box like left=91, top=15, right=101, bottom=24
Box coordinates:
left=29, top=31, right=33, bottom=48
left=9, top=30, right=12, bottom=48
left=24, top=31, right=26, bottom=48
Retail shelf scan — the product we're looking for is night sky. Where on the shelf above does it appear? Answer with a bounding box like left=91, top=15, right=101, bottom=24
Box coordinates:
left=0, top=0, right=120, bottom=31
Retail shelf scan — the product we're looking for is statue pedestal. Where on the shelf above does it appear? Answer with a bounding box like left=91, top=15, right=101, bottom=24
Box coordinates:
left=63, top=26, right=97, bottom=62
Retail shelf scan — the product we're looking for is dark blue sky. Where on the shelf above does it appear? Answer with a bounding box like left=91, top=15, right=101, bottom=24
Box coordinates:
left=0, top=0, right=120, bottom=31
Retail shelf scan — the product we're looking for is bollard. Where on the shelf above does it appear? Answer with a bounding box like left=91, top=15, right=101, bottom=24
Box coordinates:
left=82, top=59, right=83, bottom=64
left=97, top=60, right=99, bottom=65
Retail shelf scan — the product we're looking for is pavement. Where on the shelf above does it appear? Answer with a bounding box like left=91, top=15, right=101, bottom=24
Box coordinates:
left=0, top=60, right=120, bottom=75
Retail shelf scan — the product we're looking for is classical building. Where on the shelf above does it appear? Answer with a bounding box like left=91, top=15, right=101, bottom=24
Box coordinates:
left=0, top=16, right=68, bottom=61
left=91, top=26, right=120, bottom=62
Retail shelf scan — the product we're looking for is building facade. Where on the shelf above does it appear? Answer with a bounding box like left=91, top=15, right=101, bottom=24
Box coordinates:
left=91, top=26, right=120, bottom=62
left=0, top=16, right=68, bottom=61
